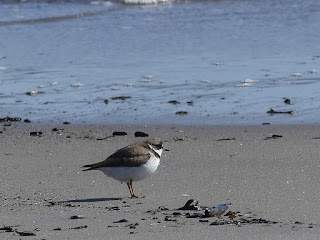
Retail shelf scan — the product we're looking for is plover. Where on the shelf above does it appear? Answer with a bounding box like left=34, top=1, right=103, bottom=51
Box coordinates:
left=83, top=138, right=168, bottom=198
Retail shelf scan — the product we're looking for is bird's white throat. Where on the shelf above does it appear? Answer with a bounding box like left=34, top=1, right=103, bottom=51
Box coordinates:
left=148, top=144, right=163, bottom=158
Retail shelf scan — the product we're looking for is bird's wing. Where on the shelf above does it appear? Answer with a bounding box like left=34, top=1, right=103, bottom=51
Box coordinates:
left=83, top=142, right=151, bottom=170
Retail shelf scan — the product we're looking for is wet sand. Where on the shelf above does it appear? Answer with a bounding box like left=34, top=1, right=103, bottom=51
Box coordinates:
left=1, top=124, right=320, bottom=239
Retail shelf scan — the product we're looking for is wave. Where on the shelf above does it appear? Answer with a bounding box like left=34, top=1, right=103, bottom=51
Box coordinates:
left=121, top=0, right=174, bottom=5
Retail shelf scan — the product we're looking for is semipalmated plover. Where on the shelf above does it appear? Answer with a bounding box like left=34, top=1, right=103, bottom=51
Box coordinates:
left=83, top=138, right=168, bottom=198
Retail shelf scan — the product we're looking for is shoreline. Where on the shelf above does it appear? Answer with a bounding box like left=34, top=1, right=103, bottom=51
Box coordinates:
left=1, top=124, right=320, bottom=239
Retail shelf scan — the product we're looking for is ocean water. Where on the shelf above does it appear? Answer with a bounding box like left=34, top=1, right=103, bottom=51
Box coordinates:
left=0, top=0, right=320, bottom=126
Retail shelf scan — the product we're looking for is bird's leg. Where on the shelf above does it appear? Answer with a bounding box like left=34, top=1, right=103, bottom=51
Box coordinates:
left=127, top=182, right=134, bottom=197
left=128, top=179, right=139, bottom=198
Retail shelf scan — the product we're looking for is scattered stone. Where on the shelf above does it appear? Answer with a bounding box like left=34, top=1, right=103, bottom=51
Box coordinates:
left=168, top=100, right=180, bottom=105
left=0, top=116, right=22, bottom=122
left=24, top=119, right=31, bottom=123
left=267, top=108, right=293, bottom=115
left=48, top=200, right=57, bottom=206
left=217, top=138, right=236, bottom=141
left=173, top=137, right=186, bottom=141
left=106, top=206, right=120, bottom=211
left=125, top=223, right=139, bottom=229
left=70, top=225, right=87, bottom=229
left=172, top=212, right=182, bottom=216
left=54, top=227, right=62, bottom=231
left=284, top=99, right=291, bottom=105
left=199, top=219, right=209, bottom=223
left=3, top=122, right=12, bottom=126
left=134, top=131, right=149, bottom=137
left=112, top=96, right=131, bottom=100
left=0, top=226, right=14, bottom=232
left=158, top=206, right=169, bottom=211
left=15, top=231, right=36, bottom=236
left=187, top=101, right=194, bottom=106
left=262, top=122, right=271, bottom=125
left=52, top=128, right=64, bottom=132
left=164, top=216, right=177, bottom=222
left=292, top=73, right=301, bottom=77
left=70, top=215, right=84, bottom=219
left=264, top=134, right=282, bottom=140
left=178, top=199, right=201, bottom=211
left=113, top=131, right=128, bottom=137
left=113, top=219, right=128, bottom=223
left=63, top=121, right=71, bottom=125
left=176, top=111, right=188, bottom=115
left=29, top=131, right=43, bottom=137
left=186, top=213, right=203, bottom=218
left=104, top=99, right=109, bottom=104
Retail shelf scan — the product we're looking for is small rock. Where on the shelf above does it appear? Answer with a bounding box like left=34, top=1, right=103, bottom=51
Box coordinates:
left=30, top=131, right=43, bottom=137
left=164, top=216, right=177, bottom=222
left=104, top=99, right=109, bottom=105
left=168, top=100, right=180, bottom=105
left=113, top=131, right=128, bottom=137
left=70, top=215, right=84, bottom=219
left=134, top=131, right=149, bottom=137
left=52, top=128, right=64, bottom=132
left=111, top=96, right=131, bottom=100
left=0, top=226, right=14, bottom=232
left=113, top=219, right=128, bottom=223
left=176, top=111, right=188, bottom=115
left=70, top=225, right=87, bottom=229
left=284, top=99, right=291, bottom=104
left=15, top=231, right=36, bottom=236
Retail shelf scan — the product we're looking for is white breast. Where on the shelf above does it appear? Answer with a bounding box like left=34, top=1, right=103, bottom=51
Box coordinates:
left=99, top=154, right=160, bottom=183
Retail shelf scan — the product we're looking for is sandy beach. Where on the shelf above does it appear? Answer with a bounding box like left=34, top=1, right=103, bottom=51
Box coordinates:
left=1, top=123, right=320, bottom=239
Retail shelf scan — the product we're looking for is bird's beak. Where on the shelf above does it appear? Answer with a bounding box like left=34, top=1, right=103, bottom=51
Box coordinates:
left=163, top=147, right=169, bottom=151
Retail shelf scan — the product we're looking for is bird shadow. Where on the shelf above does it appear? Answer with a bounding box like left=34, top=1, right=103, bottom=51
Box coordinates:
left=59, top=197, right=122, bottom=204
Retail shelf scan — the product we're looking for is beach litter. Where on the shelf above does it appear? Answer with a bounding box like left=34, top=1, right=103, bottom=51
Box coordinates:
left=204, top=204, right=228, bottom=217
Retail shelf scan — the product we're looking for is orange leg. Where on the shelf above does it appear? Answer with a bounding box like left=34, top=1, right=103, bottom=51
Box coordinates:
left=127, top=180, right=139, bottom=198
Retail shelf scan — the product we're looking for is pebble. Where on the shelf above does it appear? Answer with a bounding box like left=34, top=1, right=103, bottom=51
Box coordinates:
left=134, top=131, right=149, bottom=137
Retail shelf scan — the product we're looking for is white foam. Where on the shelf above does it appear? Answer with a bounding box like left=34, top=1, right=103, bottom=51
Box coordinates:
left=122, top=0, right=172, bottom=5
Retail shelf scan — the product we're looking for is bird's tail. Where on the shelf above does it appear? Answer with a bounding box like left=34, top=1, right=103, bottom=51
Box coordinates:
left=82, top=163, right=100, bottom=171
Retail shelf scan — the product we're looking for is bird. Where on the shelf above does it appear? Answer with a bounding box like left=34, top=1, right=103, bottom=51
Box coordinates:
left=82, top=138, right=168, bottom=198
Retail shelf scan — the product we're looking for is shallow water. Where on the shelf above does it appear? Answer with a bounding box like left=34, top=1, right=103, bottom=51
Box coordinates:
left=0, top=0, right=320, bottom=125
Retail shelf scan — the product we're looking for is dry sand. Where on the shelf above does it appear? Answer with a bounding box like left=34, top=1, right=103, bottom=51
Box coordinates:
left=1, top=124, right=320, bottom=239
